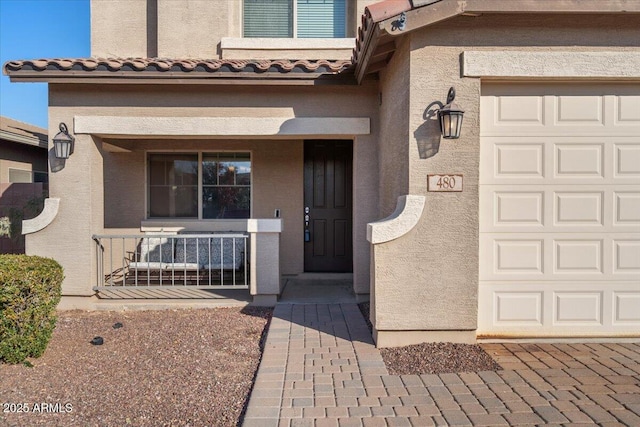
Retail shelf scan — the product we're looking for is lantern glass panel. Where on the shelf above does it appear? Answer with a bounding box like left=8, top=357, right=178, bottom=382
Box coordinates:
left=54, top=140, right=71, bottom=159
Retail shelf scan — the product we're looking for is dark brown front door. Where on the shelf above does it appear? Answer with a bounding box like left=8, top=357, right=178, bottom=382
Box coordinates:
left=304, top=140, right=353, bottom=272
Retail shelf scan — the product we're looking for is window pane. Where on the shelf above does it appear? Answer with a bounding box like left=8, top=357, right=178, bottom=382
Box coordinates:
left=202, top=157, right=218, bottom=186
left=235, top=160, right=252, bottom=186
left=297, top=0, right=346, bottom=38
left=244, top=0, right=293, bottom=37
left=149, top=154, right=197, bottom=185
left=149, top=187, right=171, bottom=217
left=203, top=187, right=251, bottom=219
left=33, top=171, right=48, bottom=184
left=174, top=186, right=198, bottom=217
left=149, top=186, right=198, bottom=218
left=148, top=154, right=197, bottom=218
left=149, top=158, right=166, bottom=185
left=218, top=155, right=236, bottom=185
left=173, top=159, right=198, bottom=185
left=8, top=168, right=32, bottom=183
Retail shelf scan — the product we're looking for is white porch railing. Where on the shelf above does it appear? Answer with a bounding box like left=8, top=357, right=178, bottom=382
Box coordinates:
left=92, top=233, right=249, bottom=290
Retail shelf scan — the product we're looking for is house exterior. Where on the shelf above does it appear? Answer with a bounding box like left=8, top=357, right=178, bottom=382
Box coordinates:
left=0, top=116, right=48, bottom=253
left=4, top=0, right=639, bottom=346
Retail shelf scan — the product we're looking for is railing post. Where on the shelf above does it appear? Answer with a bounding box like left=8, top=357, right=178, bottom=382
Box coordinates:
left=247, top=219, right=282, bottom=306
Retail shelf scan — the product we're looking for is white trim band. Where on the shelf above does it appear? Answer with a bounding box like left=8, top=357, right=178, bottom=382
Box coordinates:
left=74, top=116, right=370, bottom=137
left=367, top=195, right=425, bottom=244
left=221, top=37, right=355, bottom=50
left=22, top=198, right=59, bottom=234
left=247, top=219, right=282, bottom=233
left=463, top=51, right=640, bottom=79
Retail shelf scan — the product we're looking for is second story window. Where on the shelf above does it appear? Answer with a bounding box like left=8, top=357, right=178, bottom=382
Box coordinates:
left=244, top=0, right=346, bottom=38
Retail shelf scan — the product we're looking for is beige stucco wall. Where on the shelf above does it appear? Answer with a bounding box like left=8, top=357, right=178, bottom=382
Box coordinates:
left=157, top=0, right=240, bottom=58
left=25, top=116, right=103, bottom=296
left=91, top=0, right=149, bottom=57
left=0, top=143, right=48, bottom=183
left=377, top=37, right=411, bottom=216
left=371, top=12, right=640, bottom=341
left=0, top=160, right=31, bottom=183
left=37, top=82, right=378, bottom=298
left=91, top=0, right=379, bottom=59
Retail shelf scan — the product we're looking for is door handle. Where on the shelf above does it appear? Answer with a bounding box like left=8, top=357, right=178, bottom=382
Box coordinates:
left=304, top=206, right=311, bottom=242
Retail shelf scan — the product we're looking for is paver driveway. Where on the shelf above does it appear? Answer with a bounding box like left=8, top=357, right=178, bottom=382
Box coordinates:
left=243, top=304, right=640, bottom=426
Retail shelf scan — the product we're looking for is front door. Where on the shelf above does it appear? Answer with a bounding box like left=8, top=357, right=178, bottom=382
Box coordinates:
left=304, top=140, right=353, bottom=272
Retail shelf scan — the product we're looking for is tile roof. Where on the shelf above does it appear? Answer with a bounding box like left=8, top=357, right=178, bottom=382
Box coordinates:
left=3, top=58, right=353, bottom=79
left=366, top=0, right=414, bottom=23
left=353, top=0, right=423, bottom=82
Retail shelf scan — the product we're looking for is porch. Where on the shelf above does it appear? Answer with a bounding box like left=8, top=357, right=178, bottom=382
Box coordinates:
left=89, top=219, right=282, bottom=306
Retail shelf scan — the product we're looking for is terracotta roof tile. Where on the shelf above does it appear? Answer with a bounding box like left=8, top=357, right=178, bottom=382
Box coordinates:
left=4, top=58, right=353, bottom=78
left=366, top=0, right=413, bottom=23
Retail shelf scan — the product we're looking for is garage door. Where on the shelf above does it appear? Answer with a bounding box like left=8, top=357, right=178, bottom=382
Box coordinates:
left=478, top=83, right=640, bottom=337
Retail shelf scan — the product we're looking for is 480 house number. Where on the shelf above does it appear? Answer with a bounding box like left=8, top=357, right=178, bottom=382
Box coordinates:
left=427, top=174, right=463, bottom=192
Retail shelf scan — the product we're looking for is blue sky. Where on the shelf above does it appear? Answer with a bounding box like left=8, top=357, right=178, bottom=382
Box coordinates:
left=0, top=0, right=90, bottom=129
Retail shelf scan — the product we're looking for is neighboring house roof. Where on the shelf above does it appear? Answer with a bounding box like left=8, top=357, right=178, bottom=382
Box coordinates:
left=3, top=58, right=355, bottom=84
left=0, top=116, right=47, bottom=149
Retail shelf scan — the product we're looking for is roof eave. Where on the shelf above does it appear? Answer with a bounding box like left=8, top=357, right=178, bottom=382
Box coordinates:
left=0, top=130, right=48, bottom=149
left=380, top=0, right=640, bottom=34
left=356, top=0, right=640, bottom=81
left=6, top=73, right=358, bottom=86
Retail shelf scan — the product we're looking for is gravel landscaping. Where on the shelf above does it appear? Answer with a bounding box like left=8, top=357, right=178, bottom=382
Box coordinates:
left=0, top=306, right=271, bottom=427
left=358, top=302, right=501, bottom=375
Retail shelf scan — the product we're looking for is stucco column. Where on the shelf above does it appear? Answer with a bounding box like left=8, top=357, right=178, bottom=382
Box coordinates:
left=25, top=113, right=104, bottom=303
left=248, top=219, right=282, bottom=306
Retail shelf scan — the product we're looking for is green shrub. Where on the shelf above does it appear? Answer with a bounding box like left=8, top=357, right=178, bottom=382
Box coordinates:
left=0, top=255, right=63, bottom=364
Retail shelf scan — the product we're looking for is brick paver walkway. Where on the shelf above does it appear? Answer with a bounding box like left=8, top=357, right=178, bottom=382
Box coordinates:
left=243, top=303, right=640, bottom=426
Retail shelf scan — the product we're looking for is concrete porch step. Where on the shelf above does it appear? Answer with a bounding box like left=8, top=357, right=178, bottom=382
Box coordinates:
left=279, top=273, right=357, bottom=304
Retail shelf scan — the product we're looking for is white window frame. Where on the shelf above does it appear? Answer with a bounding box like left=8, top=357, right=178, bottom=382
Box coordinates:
left=242, top=0, right=347, bottom=39
left=8, top=168, right=33, bottom=183
left=145, top=150, right=253, bottom=221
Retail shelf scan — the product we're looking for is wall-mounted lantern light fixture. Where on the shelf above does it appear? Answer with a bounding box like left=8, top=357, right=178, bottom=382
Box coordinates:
left=52, top=122, right=74, bottom=159
left=437, top=87, right=465, bottom=139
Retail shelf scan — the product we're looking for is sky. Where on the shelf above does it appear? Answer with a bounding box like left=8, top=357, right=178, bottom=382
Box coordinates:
left=0, top=0, right=90, bottom=129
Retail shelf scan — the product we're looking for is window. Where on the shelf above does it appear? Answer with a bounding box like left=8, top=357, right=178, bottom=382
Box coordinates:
left=148, top=153, right=251, bottom=219
left=244, top=0, right=346, bottom=38
left=202, top=153, right=251, bottom=219
left=8, top=168, right=33, bottom=183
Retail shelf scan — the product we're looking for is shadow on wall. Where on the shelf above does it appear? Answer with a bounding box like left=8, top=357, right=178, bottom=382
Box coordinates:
left=0, top=183, right=47, bottom=254
left=49, top=147, right=66, bottom=173
left=413, top=102, right=442, bottom=159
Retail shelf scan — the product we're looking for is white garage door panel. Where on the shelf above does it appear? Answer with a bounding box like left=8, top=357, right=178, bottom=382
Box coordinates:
left=481, top=137, right=639, bottom=185
left=478, top=282, right=640, bottom=336
left=481, top=85, right=640, bottom=136
left=479, top=83, right=640, bottom=337
left=480, top=233, right=640, bottom=281
left=480, top=185, right=640, bottom=232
